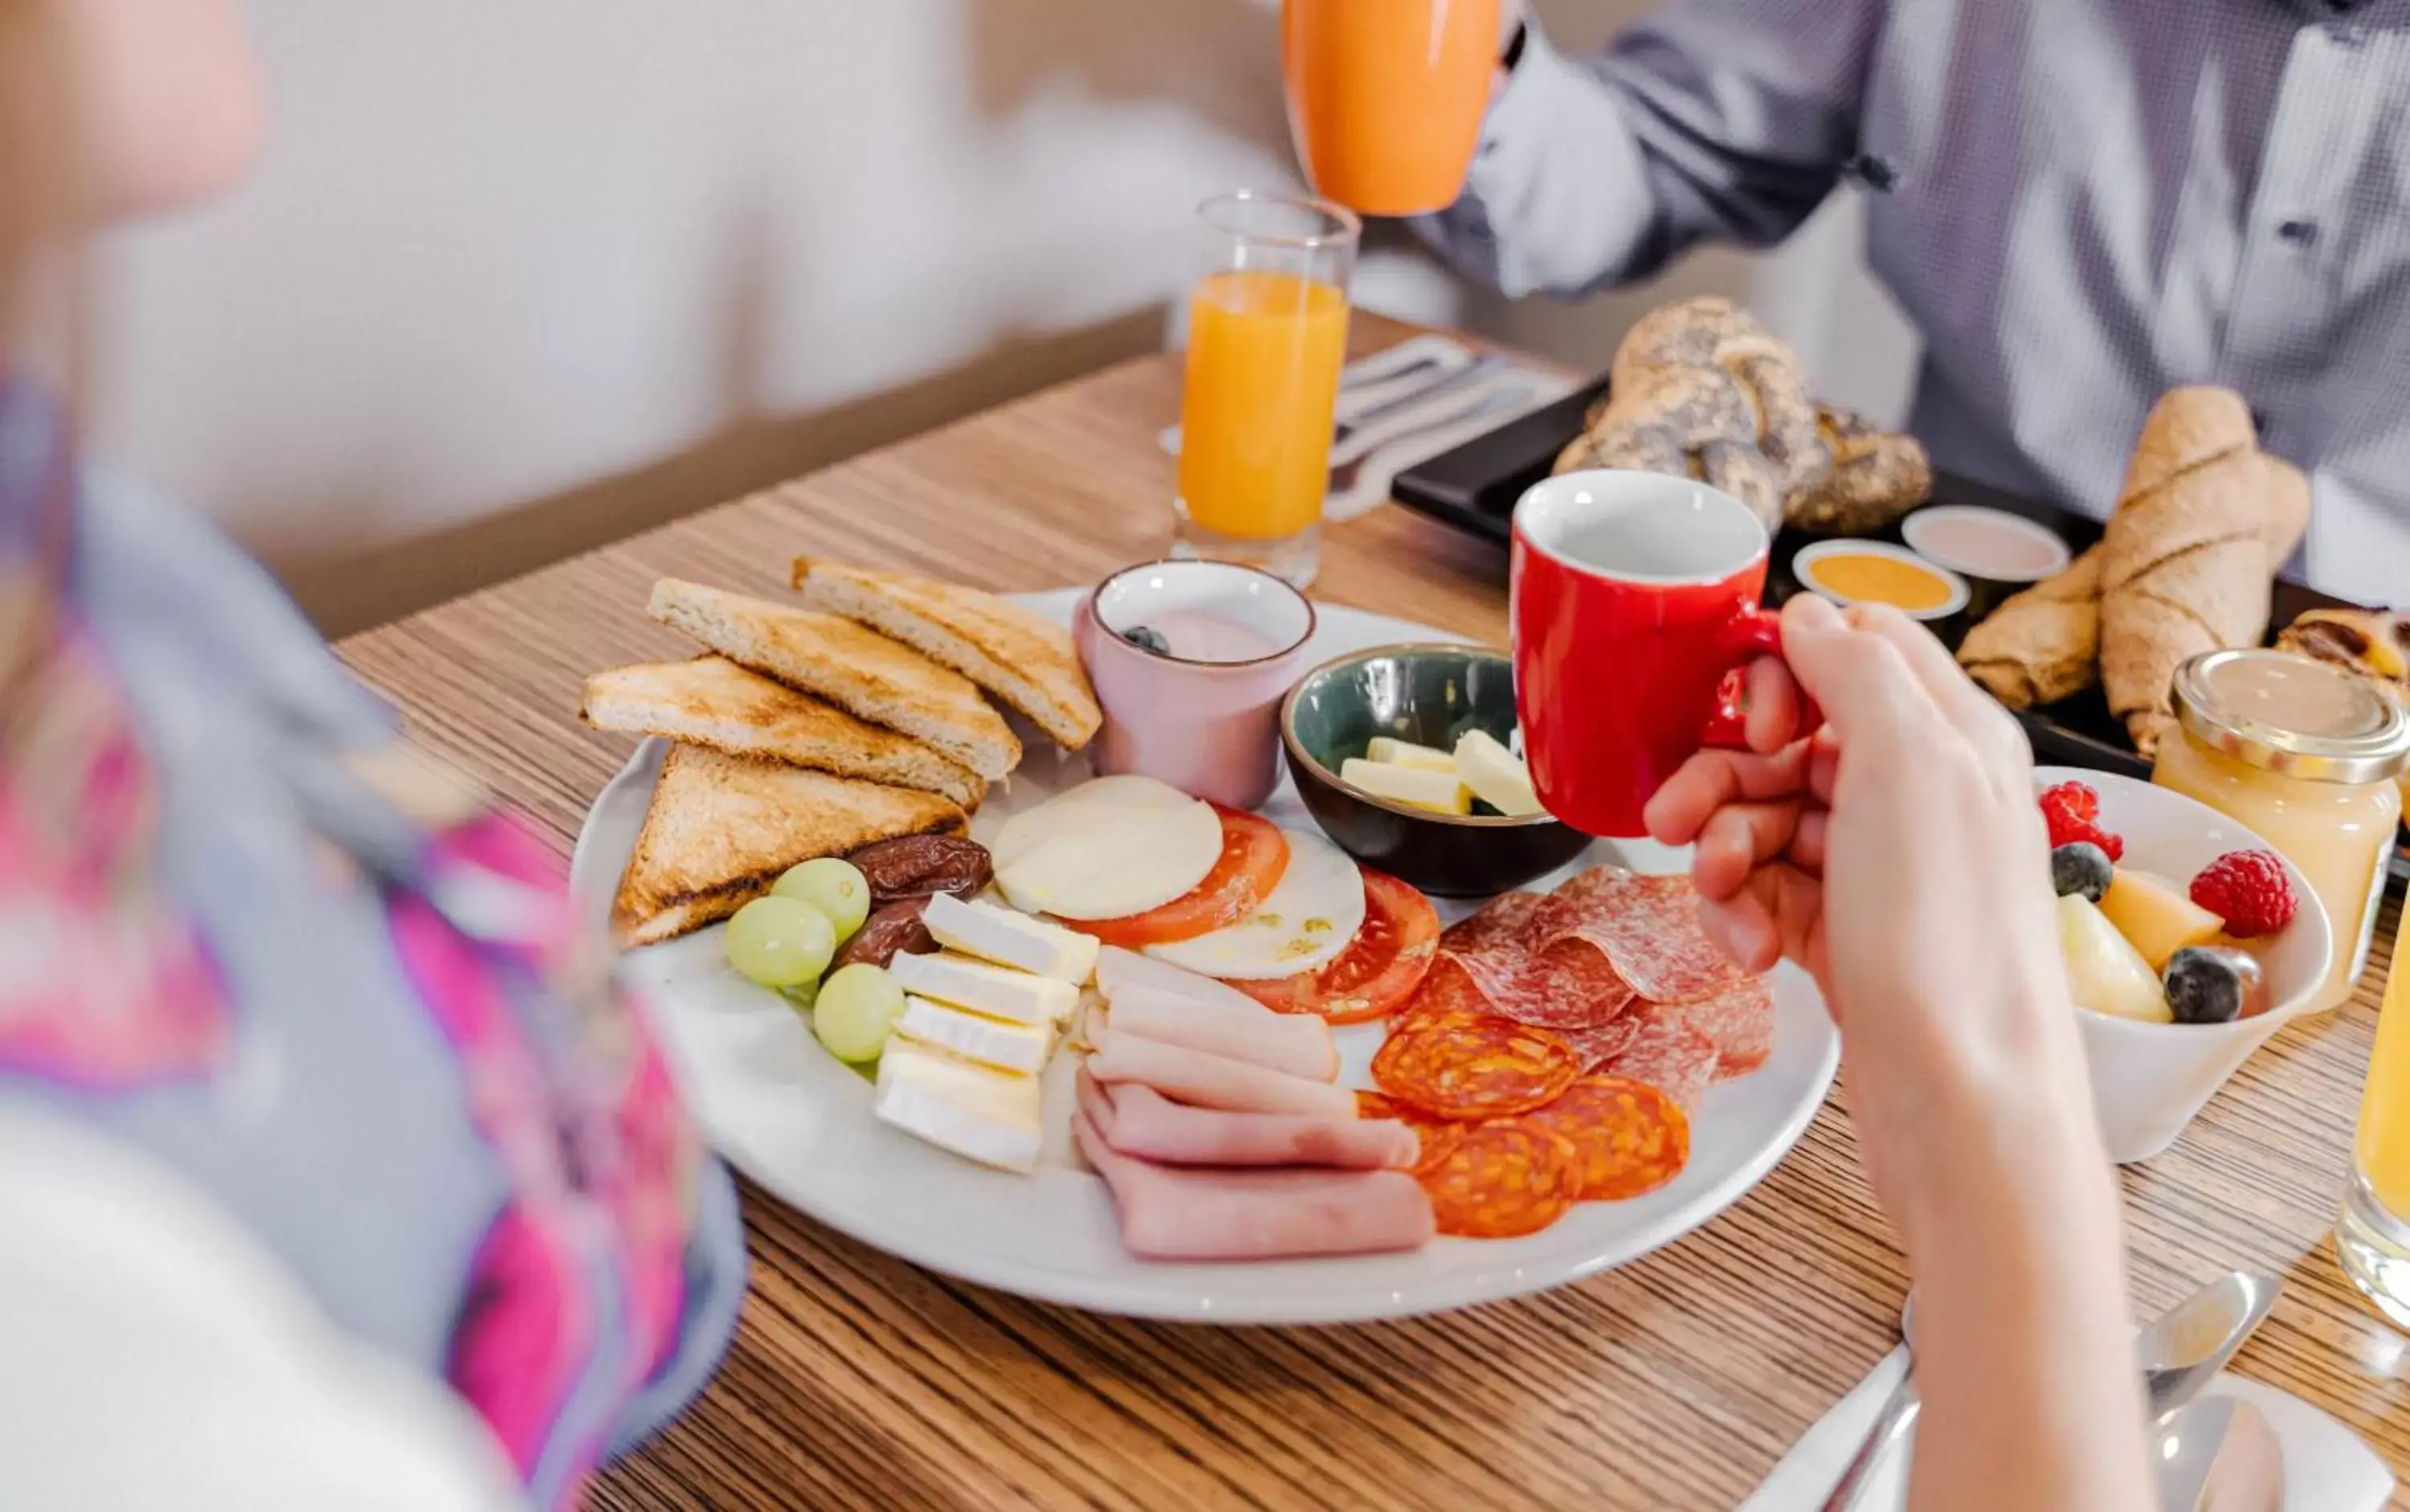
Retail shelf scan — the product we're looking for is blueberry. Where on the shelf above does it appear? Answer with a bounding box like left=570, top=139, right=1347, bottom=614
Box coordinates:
left=2049, top=841, right=2114, bottom=902
left=2163, top=946, right=2245, bottom=1024
left=1121, top=623, right=1170, bottom=656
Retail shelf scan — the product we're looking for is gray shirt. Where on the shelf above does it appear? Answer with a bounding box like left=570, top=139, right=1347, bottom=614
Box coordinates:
left=1419, top=0, right=2410, bottom=605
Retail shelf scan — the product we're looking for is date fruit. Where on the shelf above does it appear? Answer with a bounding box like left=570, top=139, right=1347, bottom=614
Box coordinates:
left=831, top=897, right=938, bottom=971
left=848, top=834, right=992, bottom=906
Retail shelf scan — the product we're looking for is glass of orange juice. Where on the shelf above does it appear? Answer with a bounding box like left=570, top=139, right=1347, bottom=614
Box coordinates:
left=2342, top=901, right=2410, bottom=1323
left=1173, top=191, right=1358, bottom=588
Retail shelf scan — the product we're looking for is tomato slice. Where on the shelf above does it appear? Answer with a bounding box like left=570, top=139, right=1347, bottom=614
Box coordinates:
left=1234, top=869, right=1440, bottom=1024
left=1061, top=806, right=1289, bottom=947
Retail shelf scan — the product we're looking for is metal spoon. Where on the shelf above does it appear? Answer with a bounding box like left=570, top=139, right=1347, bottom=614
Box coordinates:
left=1820, top=1271, right=2280, bottom=1511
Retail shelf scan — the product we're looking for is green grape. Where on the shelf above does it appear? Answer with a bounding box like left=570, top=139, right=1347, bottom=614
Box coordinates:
left=813, top=963, right=907, bottom=1063
left=770, top=857, right=872, bottom=946
left=724, top=896, right=835, bottom=988
left=778, top=979, right=820, bottom=1015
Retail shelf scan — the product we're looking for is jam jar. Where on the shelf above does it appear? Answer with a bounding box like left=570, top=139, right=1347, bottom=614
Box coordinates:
left=2152, top=649, right=2410, bottom=1011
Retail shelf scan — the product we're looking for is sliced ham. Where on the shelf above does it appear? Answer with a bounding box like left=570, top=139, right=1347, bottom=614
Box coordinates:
left=1095, top=946, right=1267, bottom=1011
left=1074, top=1111, right=1435, bottom=1261
left=1085, top=1028, right=1358, bottom=1120
left=1103, top=982, right=1338, bottom=1083
left=1077, top=1070, right=1418, bottom=1171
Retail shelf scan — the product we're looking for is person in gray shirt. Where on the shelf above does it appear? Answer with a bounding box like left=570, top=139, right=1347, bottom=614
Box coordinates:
left=1415, top=0, right=2410, bottom=604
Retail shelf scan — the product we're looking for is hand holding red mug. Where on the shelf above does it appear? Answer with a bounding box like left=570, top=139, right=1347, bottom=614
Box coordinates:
left=1640, top=595, right=2081, bottom=1179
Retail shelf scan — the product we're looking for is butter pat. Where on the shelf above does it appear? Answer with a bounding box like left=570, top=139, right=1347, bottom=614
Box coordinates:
left=1453, top=729, right=1543, bottom=817
left=1340, top=756, right=1470, bottom=815
left=873, top=1037, right=1043, bottom=1172
left=888, top=950, right=1079, bottom=1025
left=895, top=995, right=1056, bottom=1075
left=1365, top=736, right=1456, bottom=773
left=924, top=893, right=1099, bottom=984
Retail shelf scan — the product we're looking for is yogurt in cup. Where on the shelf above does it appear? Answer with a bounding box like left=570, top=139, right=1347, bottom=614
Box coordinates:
left=1072, top=561, right=1316, bottom=809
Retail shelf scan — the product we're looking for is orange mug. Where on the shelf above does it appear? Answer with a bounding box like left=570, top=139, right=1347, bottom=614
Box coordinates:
left=1281, top=0, right=1501, bottom=217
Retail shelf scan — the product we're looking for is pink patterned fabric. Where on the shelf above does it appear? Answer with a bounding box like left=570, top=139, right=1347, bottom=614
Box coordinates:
left=0, top=629, right=231, bottom=1088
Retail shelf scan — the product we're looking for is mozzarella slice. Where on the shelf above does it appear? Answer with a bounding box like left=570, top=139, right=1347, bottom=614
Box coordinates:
left=1143, top=829, right=1366, bottom=981
left=991, top=775, right=1224, bottom=921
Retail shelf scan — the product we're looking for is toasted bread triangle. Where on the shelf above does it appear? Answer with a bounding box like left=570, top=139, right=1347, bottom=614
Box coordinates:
left=792, top=558, right=1101, bottom=750
left=648, top=578, right=1021, bottom=778
left=611, top=744, right=966, bottom=948
left=582, top=656, right=985, bottom=809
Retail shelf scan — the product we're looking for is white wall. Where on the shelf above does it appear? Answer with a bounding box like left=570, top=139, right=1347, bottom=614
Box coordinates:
left=92, top=0, right=1915, bottom=634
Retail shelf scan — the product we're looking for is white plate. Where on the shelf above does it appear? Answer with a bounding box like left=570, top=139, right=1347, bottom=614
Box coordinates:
left=571, top=591, right=1840, bottom=1323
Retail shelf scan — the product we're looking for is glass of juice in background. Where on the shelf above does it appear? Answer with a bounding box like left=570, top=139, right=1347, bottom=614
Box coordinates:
left=2341, top=901, right=2410, bottom=1324
left=1173, top=190, right=1358, bottom=589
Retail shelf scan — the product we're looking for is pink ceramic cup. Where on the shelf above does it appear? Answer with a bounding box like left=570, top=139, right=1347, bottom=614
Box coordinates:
left=1073, top=560, right=1317, bottom=809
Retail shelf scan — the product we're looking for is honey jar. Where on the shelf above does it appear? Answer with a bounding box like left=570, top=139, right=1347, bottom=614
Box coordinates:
left=2152, top=649, right=2410, bottom=1011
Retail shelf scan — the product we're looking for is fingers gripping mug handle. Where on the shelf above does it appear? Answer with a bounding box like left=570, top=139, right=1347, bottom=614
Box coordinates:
left=1699, top=609, right=1819, bottom=749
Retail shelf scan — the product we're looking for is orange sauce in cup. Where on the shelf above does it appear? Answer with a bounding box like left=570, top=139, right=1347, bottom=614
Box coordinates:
left=1801, top=550, right=1957, bottom=612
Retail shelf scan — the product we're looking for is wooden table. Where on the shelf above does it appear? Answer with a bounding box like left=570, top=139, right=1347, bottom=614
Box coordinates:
left=340, top=319, right=2410, bottom=1510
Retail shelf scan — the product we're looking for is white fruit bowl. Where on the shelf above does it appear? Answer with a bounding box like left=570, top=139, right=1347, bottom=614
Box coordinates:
left=2039, top=768, right=2334, bottom=1163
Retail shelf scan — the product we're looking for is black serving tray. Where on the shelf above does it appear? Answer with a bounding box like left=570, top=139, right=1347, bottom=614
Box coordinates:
left=1391, top=377, right=2409, bottom=881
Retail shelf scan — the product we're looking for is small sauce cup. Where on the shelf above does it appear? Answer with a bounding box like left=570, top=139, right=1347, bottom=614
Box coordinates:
left=1072, top=560, right=1317, bottom=809
left=1901, top=505, right=2073, bottom=621
left=1791, top=538, right=1974, bottom=646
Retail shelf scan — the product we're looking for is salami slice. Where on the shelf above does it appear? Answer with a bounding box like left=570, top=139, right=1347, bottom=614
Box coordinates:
left=1544, top=1015, right=1644, bottom=1072
left=1600, top=1003, right=1720, bottom=1114
left=1356, top=1089, right=1466, bottom=1176
left=1519, top=1076, right=1691, bottom=1201
left=1674, top=975, right=1776, bottom=1079
left=1440, top=891, right=1545, bottom=954
left=1417, top=1120, right=1580, bottom=1238
left=1371, top=1012, right=1581, bottom=1121
left=1542, top=870, right=1746, bottom=1005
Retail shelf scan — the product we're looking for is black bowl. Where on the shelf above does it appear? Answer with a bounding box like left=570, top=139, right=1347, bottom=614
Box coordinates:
left=1280, top=644, right=1593, bottom=898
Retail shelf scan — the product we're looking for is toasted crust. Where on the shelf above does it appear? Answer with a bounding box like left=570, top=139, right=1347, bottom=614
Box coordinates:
left=611, top=744, right=966, bottom=948
left=792, top=559, right=1102, bottom=750
left=647, top=578, right=1021, bottom=778
left=582, top=656, right=985, bottom=810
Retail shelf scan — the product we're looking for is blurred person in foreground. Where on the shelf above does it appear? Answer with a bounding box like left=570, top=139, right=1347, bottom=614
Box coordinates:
left=0, top=3, right=742, bottom=1508
left=1420, top=0, right=2410, bottom=604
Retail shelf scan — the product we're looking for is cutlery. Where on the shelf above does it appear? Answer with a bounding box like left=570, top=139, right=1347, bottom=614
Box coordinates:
left=1333, top=355, right=1501, bottom=450
left=1821, top=1297, right=1918, bottom=1512
left=1335, top=333, right=1477, bottom=395
left=1326, top=384, right=1538, bottom=498
left=1821, top=1270, right=2280, bottom=1511
left=2141, top=1271, right=2281, bottom=1424
left=2159, top=1396, right=2284, bottom=1510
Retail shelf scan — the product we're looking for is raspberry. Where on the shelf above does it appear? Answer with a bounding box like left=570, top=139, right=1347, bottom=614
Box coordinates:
left=2040, top=781, right=2100, bottom=827
left=2038, top=783, right=2122, bottom=860
left=2189, top=850, right=2298, bottom=938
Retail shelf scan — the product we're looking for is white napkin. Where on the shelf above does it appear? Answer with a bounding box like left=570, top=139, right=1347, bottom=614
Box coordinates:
left=1742, top=1349, right=2394, bottom=1511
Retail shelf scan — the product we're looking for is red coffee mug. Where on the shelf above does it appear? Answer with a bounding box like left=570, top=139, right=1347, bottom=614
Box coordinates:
left=1512, top=470, right=1790, bottom=838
